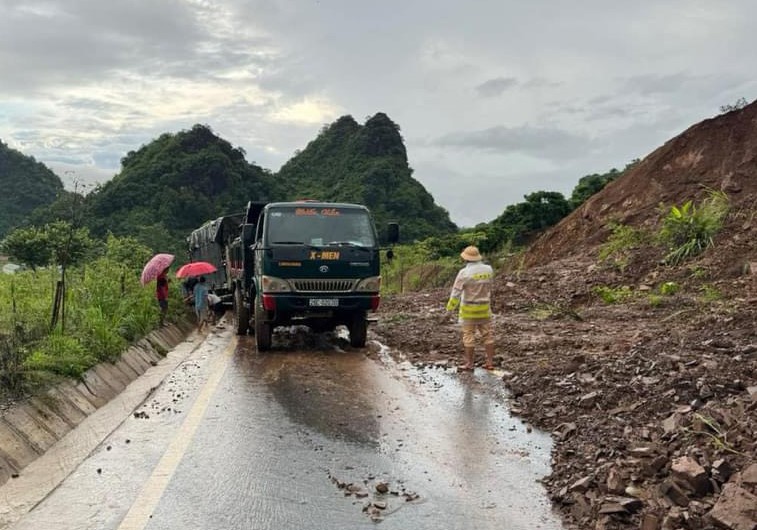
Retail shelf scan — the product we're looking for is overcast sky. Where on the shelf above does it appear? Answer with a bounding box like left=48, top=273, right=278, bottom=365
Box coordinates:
left=1, top=1, right=755, bottom=227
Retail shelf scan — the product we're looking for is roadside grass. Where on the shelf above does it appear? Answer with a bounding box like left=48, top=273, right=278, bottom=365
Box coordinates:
left=0, top=256, right=188, bottom=397
left=382, top=244, right=460, bottom=294
left=381, top=241, right=520, bottom=295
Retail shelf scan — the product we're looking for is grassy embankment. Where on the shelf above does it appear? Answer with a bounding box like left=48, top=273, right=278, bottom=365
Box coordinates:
left=0, top=257, right=187, bottom=399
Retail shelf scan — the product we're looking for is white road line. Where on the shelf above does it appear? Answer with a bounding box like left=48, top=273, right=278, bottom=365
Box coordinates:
left=116, top=335, right=237, bottom=530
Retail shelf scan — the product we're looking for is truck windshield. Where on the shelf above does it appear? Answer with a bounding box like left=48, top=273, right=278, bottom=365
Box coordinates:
left=266, top=206, right=377, bottom=248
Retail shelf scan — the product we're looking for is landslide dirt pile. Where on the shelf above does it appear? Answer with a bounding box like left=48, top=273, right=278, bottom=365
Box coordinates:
left=526, top=100, right=757, bottom=275
left=373, top=102, right=757, bottom=530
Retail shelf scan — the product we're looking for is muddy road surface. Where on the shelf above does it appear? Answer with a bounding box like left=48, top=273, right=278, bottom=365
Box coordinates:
left=2, top=324, right=564, bottom=530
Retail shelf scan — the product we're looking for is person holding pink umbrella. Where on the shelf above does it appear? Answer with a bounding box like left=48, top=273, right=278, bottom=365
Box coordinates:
left=141, top=253, right=175, bottom=326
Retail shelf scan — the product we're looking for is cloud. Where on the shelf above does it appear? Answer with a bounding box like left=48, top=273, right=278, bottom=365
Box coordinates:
left=411, top=158, right=574, bottom=227
left=433, top=125, right=593, bottom=161
left=475, top=77, right=518, bottom=98
left=3, top=0, right=757, bottom=228
left=269, top=98, right=342, bottom=125
left=622, top=72, right=701, bottom=96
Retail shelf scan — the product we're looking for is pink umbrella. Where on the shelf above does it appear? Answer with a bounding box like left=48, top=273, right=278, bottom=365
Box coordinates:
left=176, top=261, right=217, bottom=278
left=140, top=253, right=175, bottom=286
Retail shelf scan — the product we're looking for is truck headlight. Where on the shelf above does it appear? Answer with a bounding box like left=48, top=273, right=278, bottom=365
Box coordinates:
left=261, top=275, right=292, bottom=292
left=355, top=276, right=381, bottom=292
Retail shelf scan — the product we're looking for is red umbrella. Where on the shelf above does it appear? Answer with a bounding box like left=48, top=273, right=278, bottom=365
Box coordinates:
left=140, top=253, right=175, bottom=286
left=176, top=261, right=217, bottom=278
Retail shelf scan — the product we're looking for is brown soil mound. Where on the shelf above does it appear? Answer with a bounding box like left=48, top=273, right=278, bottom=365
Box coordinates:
left=526, top=100, right=757, bottom=271
left=372, top=102, right=757, bottom=530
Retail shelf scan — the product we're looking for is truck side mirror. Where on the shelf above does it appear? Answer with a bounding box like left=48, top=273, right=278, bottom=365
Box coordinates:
left=387, top=222, right=399, bottom=244
left=386, top=249, right=394, bottom=261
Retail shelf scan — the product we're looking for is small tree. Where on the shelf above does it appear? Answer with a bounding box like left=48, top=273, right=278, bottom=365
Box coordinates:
left=45, top=221, right=95, bottom=330
left=105, top=233, right=153, bottom=272
left=1, top=226, right=51, bottom=271
left=719, top=97, right=749, bottom=113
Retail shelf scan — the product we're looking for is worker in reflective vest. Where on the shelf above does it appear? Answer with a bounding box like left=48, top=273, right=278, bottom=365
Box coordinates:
left=446, top=245, right=495, bottom=371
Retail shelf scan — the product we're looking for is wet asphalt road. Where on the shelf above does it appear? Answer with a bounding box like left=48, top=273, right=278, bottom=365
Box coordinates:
left=5, top=324, right=564, bottom=530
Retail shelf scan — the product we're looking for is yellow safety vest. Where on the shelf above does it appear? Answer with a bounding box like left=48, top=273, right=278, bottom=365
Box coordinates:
left=446, top=261, right=493, bottom=321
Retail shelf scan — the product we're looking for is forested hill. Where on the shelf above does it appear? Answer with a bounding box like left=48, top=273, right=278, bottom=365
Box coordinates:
left=277, top=113, right=457, bottom=241
left=6, top=115, right=456, bottom=254
left=0, top=141, right=64, bottom=238
left=84, top=124, right=281, bottom=250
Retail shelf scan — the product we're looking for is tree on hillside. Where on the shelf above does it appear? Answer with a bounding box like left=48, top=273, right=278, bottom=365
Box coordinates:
left=719, top=97, right=749, bottom=114
left=83, top=124, right=278, bottom=251
left=27, top=189, right=88, bottom=227
left=492, top=191, right=572, bottom=245
left=276, top=113, right=457, bottom=242
left=570, top=170, right=620, bottom=209
left=104, top=233, right=153, bottom=272
left=569, top=160, right=639, bottom=209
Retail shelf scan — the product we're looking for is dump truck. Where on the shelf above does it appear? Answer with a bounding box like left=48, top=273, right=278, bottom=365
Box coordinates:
left=226, top=200, right=398, bottom=351
left=186, top=214, right=243, bottom=302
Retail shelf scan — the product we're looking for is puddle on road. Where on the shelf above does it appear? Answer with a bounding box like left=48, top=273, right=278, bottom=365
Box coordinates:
left=234, top=329, right=565, bottom=529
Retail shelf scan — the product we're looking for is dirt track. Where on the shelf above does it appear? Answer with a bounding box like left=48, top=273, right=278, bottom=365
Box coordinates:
left=371, top=256, right=756, bottom=530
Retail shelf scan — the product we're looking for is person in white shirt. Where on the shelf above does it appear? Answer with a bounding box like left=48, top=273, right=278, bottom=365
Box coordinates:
left=207, top=290, right=224, bottom=324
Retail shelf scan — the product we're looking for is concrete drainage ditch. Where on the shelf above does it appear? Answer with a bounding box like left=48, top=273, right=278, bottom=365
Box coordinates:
left=0, top=320, right=195, bottom=487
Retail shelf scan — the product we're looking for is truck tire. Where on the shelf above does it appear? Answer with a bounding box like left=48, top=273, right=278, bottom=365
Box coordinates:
left=348, top=314, right=367, bottom=348
left=234, top=287, right=249, bottom=335
left=254, top=297, right=272, bottom=351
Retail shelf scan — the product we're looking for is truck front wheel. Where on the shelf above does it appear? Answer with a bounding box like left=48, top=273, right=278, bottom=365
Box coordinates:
left=234, top=287, right=249, bottom=335
left=254, top=297, right=272, bottom=351
left=348, top=314, right=367, bottom=348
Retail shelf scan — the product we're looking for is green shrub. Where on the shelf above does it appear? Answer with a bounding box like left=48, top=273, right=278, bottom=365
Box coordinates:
left=659, top=281, right=680, bottom=296
left=598, top=222, right=649, bottom=272
left=659, top=190, right=729, bottom=265
left=24, top=332, right=96, bottom=378
left=688, top=266, right=710, bottom=279
left=699, top=284, right=722, bottom=303
left=646, top=294, right=664, bottom=307
left=77, top=305, right=127, bottom=362
left=119, top=301, right=157, bottom=341
left=0, top=329, right=27, bottom=394
left=592, top=285, right=634, bottom=304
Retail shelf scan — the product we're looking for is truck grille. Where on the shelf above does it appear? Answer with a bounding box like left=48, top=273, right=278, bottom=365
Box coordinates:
left=292, top=279, right=355, bottom=292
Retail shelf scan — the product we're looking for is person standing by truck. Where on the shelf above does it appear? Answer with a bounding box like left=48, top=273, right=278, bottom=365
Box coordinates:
left=207, top=290, right=224, bottom=324
left=445, top=246, right=495, bottom=371
left=193, top=276, right=210, bottom=331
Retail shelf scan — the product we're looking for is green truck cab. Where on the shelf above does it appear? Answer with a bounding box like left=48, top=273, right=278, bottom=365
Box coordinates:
left=228, top=200, right=398, bottom=351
